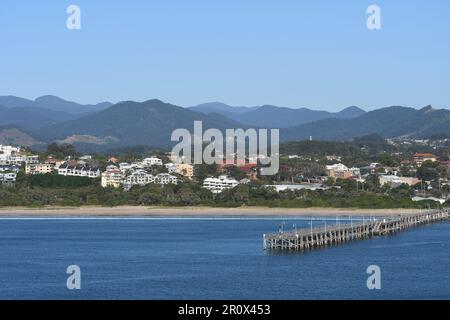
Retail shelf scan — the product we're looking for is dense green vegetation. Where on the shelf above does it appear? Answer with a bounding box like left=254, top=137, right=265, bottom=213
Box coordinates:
left=19, top=172, right=94, bottom=188
left=1, top=138, right=449, bottom=209
left=1, top=173, right=447, bottom=209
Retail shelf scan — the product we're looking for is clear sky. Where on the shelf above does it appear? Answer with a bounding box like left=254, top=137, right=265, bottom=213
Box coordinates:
left=1, top=0, right=449, bottom=111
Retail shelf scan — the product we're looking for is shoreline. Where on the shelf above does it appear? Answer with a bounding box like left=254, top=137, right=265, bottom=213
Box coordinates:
left=0, top=206, right=427, bottom=217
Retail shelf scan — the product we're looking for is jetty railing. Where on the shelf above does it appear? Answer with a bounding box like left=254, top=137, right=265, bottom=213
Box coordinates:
left=263, top=209, right=449, bottom=251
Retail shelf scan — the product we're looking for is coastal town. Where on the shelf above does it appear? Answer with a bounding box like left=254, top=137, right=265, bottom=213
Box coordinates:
left=1, top=137, right=450, bottom=208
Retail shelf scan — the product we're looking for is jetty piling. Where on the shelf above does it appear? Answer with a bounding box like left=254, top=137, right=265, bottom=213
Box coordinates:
left=263, top=209, right=449, bottom=252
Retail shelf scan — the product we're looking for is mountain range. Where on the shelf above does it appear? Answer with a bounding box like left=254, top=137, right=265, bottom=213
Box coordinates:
left=189, top=102, right=365, bottom=128
left=0, top=95, right=449, bottom=151
left=281, top=105, right=450, bottom=141
left=0, top=95, right=112, bottom=115
left=34, top=99, right=245, bottom=149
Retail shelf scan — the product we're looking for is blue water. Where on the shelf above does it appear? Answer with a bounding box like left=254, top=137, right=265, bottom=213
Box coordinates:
left=0, top=216, right=449, bottom=300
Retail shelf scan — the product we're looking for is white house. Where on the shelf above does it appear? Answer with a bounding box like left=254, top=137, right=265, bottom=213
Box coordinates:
left=264, top=184, right=326, bottom=192
left=326, top=163, right=349, bottom=172
left=379, top=175, right=420, bottom=187
left=58, top=163, right=100, bottom=178
left=203, top=175, right=238, bottom=194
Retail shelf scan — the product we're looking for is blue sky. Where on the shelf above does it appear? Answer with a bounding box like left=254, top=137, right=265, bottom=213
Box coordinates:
left=0, top=0, right=449, bottom=110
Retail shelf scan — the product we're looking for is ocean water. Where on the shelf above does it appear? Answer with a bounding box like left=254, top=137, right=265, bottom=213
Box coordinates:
left=0, top=216, right=448, bottom=300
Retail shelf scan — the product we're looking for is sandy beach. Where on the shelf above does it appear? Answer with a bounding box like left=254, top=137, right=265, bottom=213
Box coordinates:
left=0, top=206, right=424, bottom=217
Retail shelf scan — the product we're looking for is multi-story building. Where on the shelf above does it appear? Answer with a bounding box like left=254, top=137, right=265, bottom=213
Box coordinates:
left=176, top=163, right=194, bottom=178
left=142, top=157, right=163, bottom=167
left=326, top=164, right=354, bottom=179
left=44, top=157, right=64, bottom=169
left=119, top=162, right=132, bottom=171
left=0, top=145, right=21, bottom=156
left=0, top=153, right=39, bottom=166
left=125, top=170, right=155, bottom=186
left=26, top=155, right=40, bottom=164
left=165, top=163, right=177, bottom=174
left=25, top=163, right=55, bottom=175
left=119, top=162, right=144, bottom=172
left=0, top=165, right=20, bottom=173
left=0, top=155, right=25, bottom=165
left=58, top=163, right=100, bottom=178
left=155, top=173, right=178, bottom=185
left=0, top=172, right=17, bottom=186
left=412, top=153, right=437, bottom=166
left=101, top=167, right=125, bottom=188
left=349, top=167, right=361, bottom=178
left=379, top=175, right=420, bottom=187
left=203, top=175, right=238, bottom=194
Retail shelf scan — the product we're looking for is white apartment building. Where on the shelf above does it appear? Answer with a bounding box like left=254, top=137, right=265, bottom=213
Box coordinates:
left=126, top=170, right=155, bottom=186
left=142, top=157, right=163, bottom=167
left=155, top=173, right=178, bottom=185
left=0, top=145, right=21, bottom=156
left=0, top=154, right=39, bottom=166
left=0, top=165, right=20, bottom=173
left=0, top=172, right=17, bottom=186
left=119, top=162, right=133, bottom=171
left=203, top=175, right=239, bottom=194
left=165, top=163, right=177, bottom=174
left=412, top=153, right=438, bottom=166
left=45, top=158, right=64, bottom=169
left=0, top=155, right=25, bottom=165
left=119, top=162, right=145, bottom=172
left=101, top=168, right=125, bottom=188
left=26, top=155, right=40, bottom=164
left=58, top=163, right=100, bottom=178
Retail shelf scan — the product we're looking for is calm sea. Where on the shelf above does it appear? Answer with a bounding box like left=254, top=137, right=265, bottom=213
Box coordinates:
left=0, top=216, right=448, bottom=299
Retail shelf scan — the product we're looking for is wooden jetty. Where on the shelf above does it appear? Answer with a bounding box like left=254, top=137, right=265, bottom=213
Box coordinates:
left=263, top=209, right=449, bottom=251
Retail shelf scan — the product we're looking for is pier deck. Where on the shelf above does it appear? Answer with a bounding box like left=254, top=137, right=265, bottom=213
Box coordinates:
left=263, top=209, right=449, bottom=251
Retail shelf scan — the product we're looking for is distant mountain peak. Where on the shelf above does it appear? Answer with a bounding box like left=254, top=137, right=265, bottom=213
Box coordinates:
left=36, top=99, right=246, bottom=150
left=143, top=98, right=166, bottom=105
left=35, top=94, right=65, bottom=101
left=341, top=106, right=365, bottom=112
left=189, top=102, right=259, bottom=115
left=420, top=105, right=435, bottom=112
